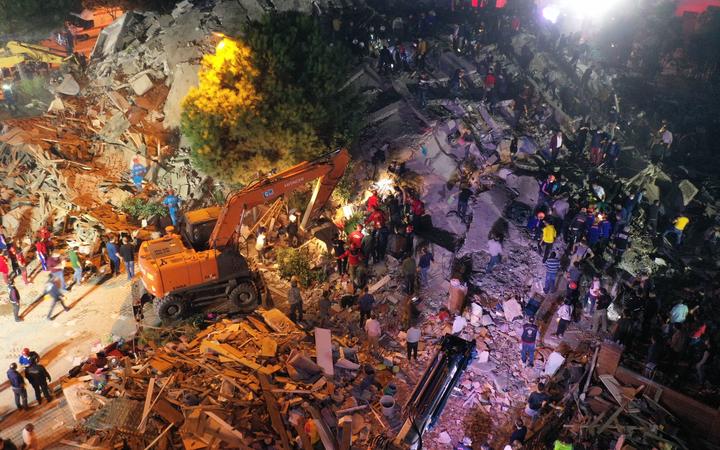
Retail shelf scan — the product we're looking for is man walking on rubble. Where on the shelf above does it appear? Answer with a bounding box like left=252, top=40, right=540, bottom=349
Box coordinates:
left=130, top=155, right=147, bottom=191
left=521, top=316, right=539, bottom=367
left=539, top=220, right=557, bottom=263
left=543, top=252, right=561, bottom=294
left=662, top=214, right=689, bottom=246
left=287, top=278, right=303, bottom=323
left=163, top=189, right=181, bottom=227
left=67, top=246, right=83, bottom=287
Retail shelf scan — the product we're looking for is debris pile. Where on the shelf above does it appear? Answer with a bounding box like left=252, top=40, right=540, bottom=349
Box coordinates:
left=62, top=308, right=410, bottom=449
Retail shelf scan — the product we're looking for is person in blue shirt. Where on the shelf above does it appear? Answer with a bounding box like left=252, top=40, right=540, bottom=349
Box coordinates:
left=104, top=236, right=121, bottom=277
left=130, top=156, right=147, bottom=191
left=163, top=189, right=181, bottom=226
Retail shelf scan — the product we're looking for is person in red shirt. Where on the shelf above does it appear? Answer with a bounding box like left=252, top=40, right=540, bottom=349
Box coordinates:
left=35, top=240, right=48, bottom=271
left=484, top=70, right=496, bottom=91
left=365, top=207, right=386, bottom=229
left=337, top=245, right=363, bottom=280
left=348, top=224, right=364, bottom=249
left=0, top=253, right=9, bottom=284
left=38, top=226, right=53, bottom=251
left=366, top=190, right=380, bottom=212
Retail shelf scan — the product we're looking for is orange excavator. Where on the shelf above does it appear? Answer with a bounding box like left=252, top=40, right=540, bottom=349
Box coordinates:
left=138, top=148, right=351, bottom=322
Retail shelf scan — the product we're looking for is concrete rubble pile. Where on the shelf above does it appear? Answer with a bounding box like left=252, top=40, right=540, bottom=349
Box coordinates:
left=60, top=307, right=411, bottom=449
left=0, top=2, right=246, bottom=247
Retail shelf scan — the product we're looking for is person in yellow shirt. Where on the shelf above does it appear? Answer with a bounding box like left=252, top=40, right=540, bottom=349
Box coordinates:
left=538, top=220, right=557, bottom=262
left=662, top=214, right=689, bottom=245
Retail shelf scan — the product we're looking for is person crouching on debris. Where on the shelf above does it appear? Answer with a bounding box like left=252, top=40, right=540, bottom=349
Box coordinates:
left=287, top=278, right=303, bottom=323
left=662, top=214, right=689, bottom=246
left=524, top=382, right=549, bottom=427
left=130, top=156, right=147, bottom=191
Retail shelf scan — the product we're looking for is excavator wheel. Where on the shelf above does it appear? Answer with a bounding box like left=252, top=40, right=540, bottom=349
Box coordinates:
left=155, top=295, right=189, bottom=322
left=229, top=282, right=259, bottom=313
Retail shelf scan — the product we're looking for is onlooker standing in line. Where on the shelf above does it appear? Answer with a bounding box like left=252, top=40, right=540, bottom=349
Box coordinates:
left=24, top=359, right=52, bottom=405
left=6, top=363, right=28, bottom=410
left=8, top=279, right=21, bottom=322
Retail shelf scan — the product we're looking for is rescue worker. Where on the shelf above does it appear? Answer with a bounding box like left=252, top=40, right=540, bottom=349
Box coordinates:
left=130, top=156, right=147, bottom=191
left=662, top=214, right=689, bottom=245
left=163, top=189, right=181, bottom=226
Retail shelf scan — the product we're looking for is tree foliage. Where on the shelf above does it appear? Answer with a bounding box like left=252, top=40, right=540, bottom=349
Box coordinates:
left=121, top=198, right=167, bottom=220
left=0, top=0, right=80, bottom=35
left=181, top=12, right=363, bottom=184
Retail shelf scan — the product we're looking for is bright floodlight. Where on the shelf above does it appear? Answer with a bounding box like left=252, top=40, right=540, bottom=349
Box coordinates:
left=542, top=5, right=561, bottom=23
left=558, top=0, right=622, bottom=19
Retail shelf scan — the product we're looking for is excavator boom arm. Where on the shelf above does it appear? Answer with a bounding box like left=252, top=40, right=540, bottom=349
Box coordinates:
left=209, top=148, right=351, bottom=249
left=0, top=41, right=69, bottom=69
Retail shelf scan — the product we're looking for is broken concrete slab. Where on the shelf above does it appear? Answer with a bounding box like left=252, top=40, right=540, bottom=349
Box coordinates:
left=163, top=63, right=199, bottom=129
left=130, top=73, right=154, bottom=96
left=502, top=299, right=523, bottom=322
left=55, top=75, right=80, bottom=96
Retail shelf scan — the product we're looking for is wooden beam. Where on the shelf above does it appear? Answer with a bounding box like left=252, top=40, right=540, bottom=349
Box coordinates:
left=339, top=416, right=352, bottom=450
left=139, top=377, right=156, bottom=433
left=258, top=373, right=292, bottom=450
left=143, top=424, right=173, bottom=450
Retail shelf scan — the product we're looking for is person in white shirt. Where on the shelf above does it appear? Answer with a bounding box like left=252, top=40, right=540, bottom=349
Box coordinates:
left=364, top=314, right=382, bottom=349
left=554, top=299, right=573, bottom=338
left=486, top=238, right=503, bottom=273
left=23, top=423, right=37, bottom=450
left=406, top=326, right=421, bottom=361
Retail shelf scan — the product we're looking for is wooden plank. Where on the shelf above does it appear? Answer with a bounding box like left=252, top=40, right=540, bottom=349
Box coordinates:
left=306, top=404, right=337, bottom=450
left=139, top=377, right=156, bottom=433
left=143, top=424, right=173, bottom=450
left=315, top=328, right=334, bottom=377
left=368, top=274, right=391, bottom=295
left=259, top=337, right=278, bottom=357
left=339, top=416, right=352, bottom=450
left=258, top=373, right=292, bottom=450
left=204, top=411, right=253, bottom=449
left=294, top=420, right=313, bottom=450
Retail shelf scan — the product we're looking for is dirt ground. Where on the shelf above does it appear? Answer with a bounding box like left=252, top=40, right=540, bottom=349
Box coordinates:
left=0, top=261, right=137, bottom=417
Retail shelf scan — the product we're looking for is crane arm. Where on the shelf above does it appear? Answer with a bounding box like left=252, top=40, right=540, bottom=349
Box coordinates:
left=0, top=41, right=70, bottom=69
left=209, top=148, right=351, bottom=249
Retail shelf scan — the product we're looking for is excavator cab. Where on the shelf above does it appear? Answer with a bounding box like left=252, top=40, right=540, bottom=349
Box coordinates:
left=181, top=206, right=220, bottom=251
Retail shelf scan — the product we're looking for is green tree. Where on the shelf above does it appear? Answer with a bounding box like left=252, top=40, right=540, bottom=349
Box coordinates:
left=0, top=0, right=80, bottom=35
left=181, top=12, right=363, bottom=184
